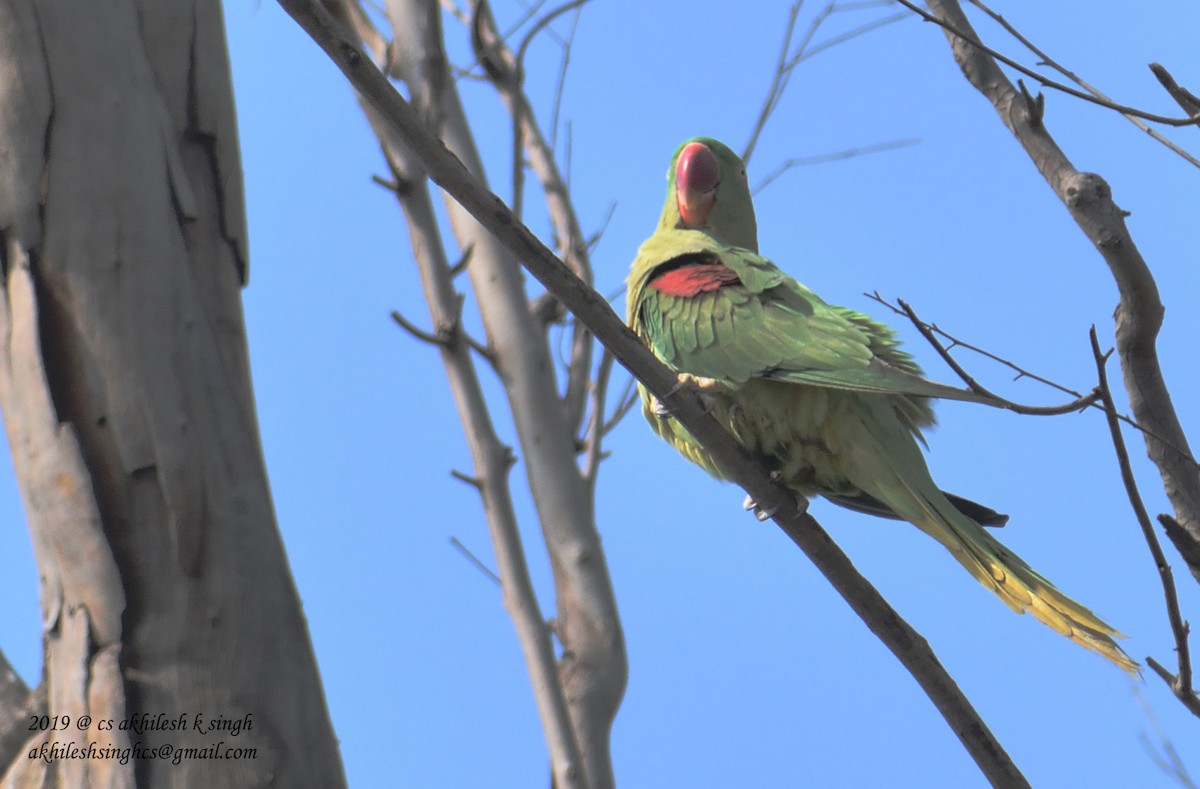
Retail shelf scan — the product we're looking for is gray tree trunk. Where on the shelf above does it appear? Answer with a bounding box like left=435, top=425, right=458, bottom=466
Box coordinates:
left=0, top=1, right=346, bottom=786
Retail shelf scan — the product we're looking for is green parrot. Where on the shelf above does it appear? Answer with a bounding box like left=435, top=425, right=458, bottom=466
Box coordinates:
left=627, top=136, right=1136, bottom=672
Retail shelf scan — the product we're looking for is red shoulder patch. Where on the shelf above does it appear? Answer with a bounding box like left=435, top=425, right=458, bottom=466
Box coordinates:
left=649, top=263, right=741, bottom=297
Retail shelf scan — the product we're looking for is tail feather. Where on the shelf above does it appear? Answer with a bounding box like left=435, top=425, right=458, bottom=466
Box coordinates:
left=824, top=490, right=1009, bottom=527
left=906, top=482, right=1138, bottom=673
left=843, top=398, right=1138, bottom=673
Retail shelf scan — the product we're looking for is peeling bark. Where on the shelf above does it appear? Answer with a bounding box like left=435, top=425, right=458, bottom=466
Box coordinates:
left=0, top=2, right=344, bottom=786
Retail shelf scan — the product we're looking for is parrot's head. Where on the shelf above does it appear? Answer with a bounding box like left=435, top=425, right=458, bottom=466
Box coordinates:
left=659, top=137, right=759, bottom=252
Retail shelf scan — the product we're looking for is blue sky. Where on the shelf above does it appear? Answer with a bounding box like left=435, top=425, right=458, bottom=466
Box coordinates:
left=2, top=2, right=1199, bottom=786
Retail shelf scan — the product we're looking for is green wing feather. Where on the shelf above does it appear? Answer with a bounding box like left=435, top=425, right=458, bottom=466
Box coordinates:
left=629, top=229, right=990, bottom=406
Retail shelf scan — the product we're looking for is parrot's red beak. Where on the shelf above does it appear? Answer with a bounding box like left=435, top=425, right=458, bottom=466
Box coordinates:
left=675, top=142, right=719, bottom=227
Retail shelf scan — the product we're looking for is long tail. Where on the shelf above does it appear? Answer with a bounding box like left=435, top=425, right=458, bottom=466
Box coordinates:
left=848, top=402, right=1138, bottom=673
left=908, top=486, right=1136, bottom=672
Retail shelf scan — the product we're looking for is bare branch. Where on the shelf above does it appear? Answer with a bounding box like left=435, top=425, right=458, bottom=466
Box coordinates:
left=966, top=0, right=1200, bottom=168
left=442, top=1, right=468, bottom=22
left=791, top=8, right=908, bottom=64
left=585, top=201, right=617, bottom=252
left=923, top=0, right=1200, bottom=584
left=1090, top=329, right=1195, bottom=710
left=450, top=536, right=503, bottom=586
left=449, top=243, right=474, bottom=278
left=277, top=4, right=1033, bottom=784
left=1147, top=657, right=1200, bottom=719
left=513, top=0, right=590, bottom=69
left=866, top=292, right=1086, bottom=400
left=753, top=138, right=921, bottom=194
left=897, top=0, right=1200, bottom=126
left=392, top=299, right=495, bottom=364
left=743, top=1, right=800, bottom=167
left=871, top=295, right=1100, bottom=416
left=352, top=2, right=625, bottom=785
left=371, top=172, right=399, bottom=191
left=869, top=293, right=1199, bottom=467
left=744, top=2, right=908, bottom=164
left=390, top=308, right=451, bottom=346
left=601, top=374, right=640, bottom=437
left=546, top=2, right=584, bottom=153
left=470, top=0, right=596, bottom=439
left=581, top=347, right=616, bottom=493
left=1136, top=688, right=1200, bottom=786
left=896, top=298, right=1099, bottom=416
left=1150, top=63, right=1200, bottom=120
left=449, top=468, right=483, bottom=488
left=332, top=3, right=588, bottom=784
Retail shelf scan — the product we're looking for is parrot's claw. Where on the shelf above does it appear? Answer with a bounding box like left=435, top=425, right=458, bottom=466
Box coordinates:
left=651, top=396, right=678, bottom=417
left=651, top=374, right=720, bottom=418
left=743, top=473, right=794, bottom=521
left=742, top=494, right=778, bottom=521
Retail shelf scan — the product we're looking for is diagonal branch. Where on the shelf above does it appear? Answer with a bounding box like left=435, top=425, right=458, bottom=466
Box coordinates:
left=923, top=0, right=1200, bottom=585
left=894, top=297, right=1099, bottom=416
left=471, top=0, right=595, bottom=438
left=1150, top=63, right=1200, bottom=121
left=869, top=293, right=1198, bottom=465
left=965, top=0, right=1200, bottom=169
left=896, top=0, right=1200, bottom=127
left=752, top=138, right=921, bottom=195
left=332, top=3, right=587, bottom=785
left=744, top=1, right=908, bottom=165
left=1090, top=329, right=1195, bottom=715
left=277, top=2, right=1033, bottom=785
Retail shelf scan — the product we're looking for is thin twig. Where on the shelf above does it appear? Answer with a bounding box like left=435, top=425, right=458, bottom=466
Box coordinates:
left=1147, top=657, right=1200, bottom=718
left=893, top=297, right=1099, bottom=416
left=743, top=1, right=802, bottom=167
left=743, top=2, right=907, bottom=164
left=391, top=309, right=451, bottom=346
left=790, top=9, right=907, bottom=66
left=753, top=138, right=921, bottom=194
left=895, top=0, right=1200, bottom=126
left=449, top=468, right=483, bottom=488
left=450, top=242, right=474, bottom=278
left=513, top=0, right=590, bottom=74
left=1135, top=686, right=1200, bottom=786
left=547, top=2, right=584, bottom=153
left=502, top=0, right=550, bottom=42
left=865, top=292, right=1080, bottom=396
left=967, top=0, right=1200, bottom=168
left=450, top=536, right=503, bottom=586
left=868, top=293, right=1199, bottom=465
left=602, top=375, right=640, bottom=437
left=1150, top=63, right=1200, bottom=119
left=585, top=202, right=617, bottom=252
left=1090, top=329, right=1196, bottom=707
left=452, top=0, right=574, bottom=82
left=438, top=0, right=469, bottom=25
left=582, top=348, right=616, bottom=491
left=371, top=173, right=399, bottom=191
left=392, top=299, right=494, bottom=363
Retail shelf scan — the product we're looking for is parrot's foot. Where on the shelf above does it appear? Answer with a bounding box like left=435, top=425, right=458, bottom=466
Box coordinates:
left=742, top=494, right=777, bottom=521
left=651, top=374, right=724, bottom=418
left=742, top=471, right=789, bottom=521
